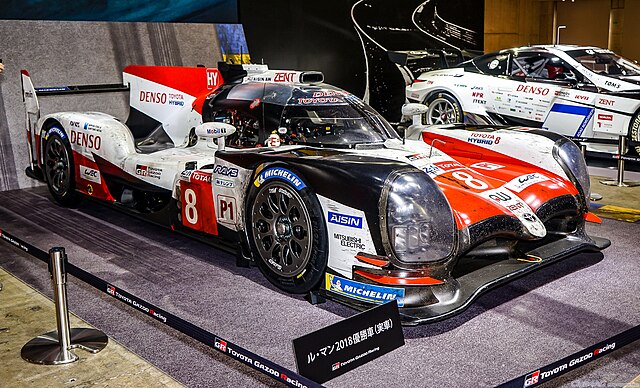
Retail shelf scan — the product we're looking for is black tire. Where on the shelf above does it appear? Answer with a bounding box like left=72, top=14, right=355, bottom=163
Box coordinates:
left=629, top=111, right=640, bottom=155
left=246, top=168, right=328, bottom=294
left=43, top=129, right=78, bottom=206
left=423, top=91, right=464, bottom=125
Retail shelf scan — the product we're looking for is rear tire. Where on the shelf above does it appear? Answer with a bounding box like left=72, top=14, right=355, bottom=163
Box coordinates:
left=43, top=130, right=78, bottom=206
left=247, top=169, right=328, bottom=294
left=423, top=92, right=464, bottom=125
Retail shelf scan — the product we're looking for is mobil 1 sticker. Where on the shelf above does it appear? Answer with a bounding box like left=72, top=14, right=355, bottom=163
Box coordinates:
left=293, top=300, right=404, bottom=383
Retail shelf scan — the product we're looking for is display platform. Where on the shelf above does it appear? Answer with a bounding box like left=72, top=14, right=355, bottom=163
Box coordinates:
left=0, top=186, right=638, bottom=387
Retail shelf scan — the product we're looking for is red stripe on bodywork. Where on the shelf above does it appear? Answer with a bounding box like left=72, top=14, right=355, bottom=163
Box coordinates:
left=123, top=66, right=223, bottom=98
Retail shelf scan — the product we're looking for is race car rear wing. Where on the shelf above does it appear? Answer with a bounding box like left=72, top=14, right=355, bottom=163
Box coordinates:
left=21, top=70, right=130, bottom=180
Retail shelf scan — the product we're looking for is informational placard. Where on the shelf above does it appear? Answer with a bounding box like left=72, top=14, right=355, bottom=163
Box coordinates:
left=292, top=301, right=405, bottom=383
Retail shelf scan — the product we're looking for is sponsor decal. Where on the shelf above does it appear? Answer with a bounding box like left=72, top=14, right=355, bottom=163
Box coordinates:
left=328, top=211, right=362, bottom=229
left=249, top=98, right=261, bottom=109
left=83, top=122, right=102, bottom=131
left=274, top=72, right=296, bottom=82
left=107, top=285, right=116, bottom=295
left=70, top=120, right=80, bottom=128
left=454, top=84, right=467, bottom=88
left=70, top=130, right=101, bottom=150
left=604, top=80, right=620, bottom=89
left=425, top=160, right=465, bottom=177
left=87, top=184, right=93, bottom=195
left=254, top=167, right=306, bottom=190
left=36, top=86, right=70, bottom=92
left=139, top=90, right=167, bottom=104
left=180, top=170, right=194, bottom=180
left=406, top=153, right=429, bottom=162
left=488, top=59, right=500, bottom=70
left=266, top=133, right=281, bottom=147
left=45, top=126, right=66, bottom=140
left=554, top=90, right=570, bottom=97
left=80, top=165, right=101, bottom=184
left=522, top=342, right=615, bottom=387
left=325, top=273, right=405, bottom=307
left=191, top=171, right=211, bottom=183
left=467, top=132, right=501, bottom=145
left=214, top=178, right=234, bottom=188
left=206, top=69, right=218, bottom=89
left=470, top=161, right=504, bottom=171
left=480, top=188, right=546, bottom=237
left=213, top=165, right=239, bottom=177
left=473, top=99, right=486, bottom=105
left=135, top=164, right=162, bottom=179
left=505, top=173, right=549, bottom=193
left=598, top=114, right=613, bottom=121
left=472, top=91, right=483, bottom=98
left=598, top=98, right=614, bottom=106
left=410, top=92, right=420, bottom=99
left=206, top=126, right=229, bottom=136
left=516, top=84, right=550, bottom=96
left=333, top=233, right=365, bottom=250
left=575, top=94, right=589, bottom=101
left=297, top=97, right=340, bottom=105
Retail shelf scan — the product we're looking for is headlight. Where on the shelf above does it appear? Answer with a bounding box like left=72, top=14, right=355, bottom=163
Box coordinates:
left=553, top=139, right=591, bottom=208
left=384, top=172, right=455, bottom=263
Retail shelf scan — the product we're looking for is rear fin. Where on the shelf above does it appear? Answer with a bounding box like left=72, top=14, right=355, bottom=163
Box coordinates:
left=21, top=70, right=40, bottom=171
left=122, top=66, right=224, bottom=146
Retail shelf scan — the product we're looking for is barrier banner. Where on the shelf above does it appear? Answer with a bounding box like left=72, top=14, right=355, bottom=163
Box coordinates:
left=292, top=300, right=404, bottom=383
left=498, top=325, right=640, bottom=388
left=0, top=228, right=322, bottom=388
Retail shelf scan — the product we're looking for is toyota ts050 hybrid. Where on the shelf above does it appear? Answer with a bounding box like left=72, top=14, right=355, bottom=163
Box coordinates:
left=406, top=45, right=640, bottom=154
left=21, top=63, right=609, bottom=324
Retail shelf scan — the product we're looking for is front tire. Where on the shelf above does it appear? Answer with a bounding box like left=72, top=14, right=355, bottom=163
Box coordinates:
left=423, top=92, right=464, bottom=125
left=43, top=130, right=78, bottom=206
left=247, top=172, right=328, bottom=294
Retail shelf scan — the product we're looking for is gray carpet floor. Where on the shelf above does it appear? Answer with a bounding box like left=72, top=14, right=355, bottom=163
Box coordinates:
left=0, top=187, right=638, bottom=387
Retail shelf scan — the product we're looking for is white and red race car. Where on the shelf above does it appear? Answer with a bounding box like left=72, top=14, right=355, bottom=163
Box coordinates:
left=21, top=63, right=608, bottom=324
left=405, top=45, right=640, bottom=153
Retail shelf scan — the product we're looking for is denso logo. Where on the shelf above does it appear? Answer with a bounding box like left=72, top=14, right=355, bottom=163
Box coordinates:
left=140, top=90, right=167, bottom=104
left=274, top=72, right=296, bottom=82
left=70, top=130, right=101, bottom=150
left=516, top=85, right=549, bottom=96
left=328, top=211, right=362, bottom=228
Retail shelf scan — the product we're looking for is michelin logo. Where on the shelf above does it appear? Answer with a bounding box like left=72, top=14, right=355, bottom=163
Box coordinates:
left=254, top=167, right=306, bottom=190
left=325, top=273, right=405, bottom=307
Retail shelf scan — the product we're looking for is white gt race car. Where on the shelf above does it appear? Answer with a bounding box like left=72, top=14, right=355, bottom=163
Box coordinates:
left=406, top=45, right=640, bottom=153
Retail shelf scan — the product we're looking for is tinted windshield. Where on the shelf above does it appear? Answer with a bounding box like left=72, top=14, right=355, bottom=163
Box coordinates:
left=279, top=90, right=398, bottom=147
left=567, top=48, right=640, bottom=77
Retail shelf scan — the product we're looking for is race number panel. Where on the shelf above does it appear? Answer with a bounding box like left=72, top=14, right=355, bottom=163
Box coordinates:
left=180, top=171, right=218, bottom=235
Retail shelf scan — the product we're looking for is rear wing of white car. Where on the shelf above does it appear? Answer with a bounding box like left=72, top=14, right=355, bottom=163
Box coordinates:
left=20, top=70, right=129, bottom=180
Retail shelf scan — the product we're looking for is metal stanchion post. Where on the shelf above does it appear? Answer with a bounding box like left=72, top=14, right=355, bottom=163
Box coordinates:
left=21, top=247, right=108, bottom=365
left=601, top=136, right=640, bottom=187
left=580, top=143, right=603, bottom=201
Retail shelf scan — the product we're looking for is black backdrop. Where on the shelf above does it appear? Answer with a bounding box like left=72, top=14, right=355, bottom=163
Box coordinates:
left=239, top=0, right=484, bottom=122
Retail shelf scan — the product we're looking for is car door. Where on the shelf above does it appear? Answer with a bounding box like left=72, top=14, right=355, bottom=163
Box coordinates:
left=510, top=52, right=597, bottom=137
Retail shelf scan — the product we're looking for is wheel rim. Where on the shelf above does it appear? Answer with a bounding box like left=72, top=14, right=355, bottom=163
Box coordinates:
left=426, top=98, right=458, bottom=124
left=251, top=182, right=312, bottom=277
left=44, top=137, right=71, bottom=195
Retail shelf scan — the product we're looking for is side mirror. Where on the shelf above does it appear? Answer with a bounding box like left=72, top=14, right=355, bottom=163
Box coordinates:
left=402, top=103, right=428, bottom=126
left=195, top=122, right=236, bottom=150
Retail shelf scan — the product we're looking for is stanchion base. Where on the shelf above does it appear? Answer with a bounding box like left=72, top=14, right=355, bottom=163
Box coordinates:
left=590, top=193, right=603, bottom=201
left=600, top=180, right=640, bottom=187
left=21, top=328, right=108, bottom=365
